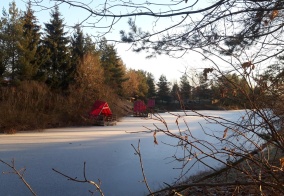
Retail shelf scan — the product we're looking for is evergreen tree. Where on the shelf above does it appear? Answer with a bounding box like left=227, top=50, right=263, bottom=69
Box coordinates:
left=180, top=73, right=191, bottom=102
left=136, top=70, right=148, bottom=100
left=35, top=37, right=51, bottom=82
left=99, top=38, right=127, bottom=96
left=70, top=24, right=84, bottom=84
left=99, top=38, right=116, bottom=83
left=156, top=74, right=171, bottom=103
left=214, top=73, right=250, bottom=107
left=18, top=1, right=41, bottom=81
left=146, top=72, right=156, bottom=98
left=1, top=1, right=23, bottom=83
left=192, top=73, right=213, bottom=102
left=260, top=63, right=284, bottom=93
left=170, top=81, right=180, bottom=102
left=0, top=12, right=8, bottom=81
left=84, top=34, right=97, bottom=55
left=43, top=4, right=71, bottom=89
left=112, top=59, right=128, bottom=96
left=71, top=24, right=84, bottom=60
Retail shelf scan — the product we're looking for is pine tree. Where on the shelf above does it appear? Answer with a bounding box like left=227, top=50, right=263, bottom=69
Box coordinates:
left=156, top=74, right=171, bottom=103
left=84, top=34, right=97, bottom=55
left=18, top=1, right=41, bottom=81
left=180, top=73, right=191, bottom=102
left=146, top=72, right=156, bottom=99
left=1, top=1, right=23, bottom=83
left=70, top=24, right=84, bottom=84
left=43, top=4, right=71, bottom=89
left=35, top=37, right=51, bottom=82
left=136, top=70, right=148, bottom=99
left=99, top=38, right=116, bottom=83
left=214, top=73, right=249, bottom=106
left=194, top=73, right=212, bottom=101
left=112, top=58, right=128, bottom=96
left=171, top=81, right=180, bottom=102
left=0, top=12, right=8, bottom=81
left=99, top=38, right=127, bottom=96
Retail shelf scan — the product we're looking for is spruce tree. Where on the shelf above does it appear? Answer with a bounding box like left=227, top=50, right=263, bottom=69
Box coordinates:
left=84, top=34, right=97, bottom=55
left=43, top=4, right=71, bottom=89
left=18, top=1, right=41, bottom=81
left=0, top=12, right=8, bottom=81
left=135, top=70, right=148, bottom=99
left=156, top=74, right=171, bottom=103
left=194, top=73, right=212, bottom=101
left=146, top=72, right=156, bottom=99
left=71, top=24, right=84, bottom=60
left=99, top=38, right=117, bottom=83
left=70, top=24, right=84, bottom=84
left=112, top=58, right=128, bottom=96
left=99, top=38, right=127, bottom=96
left=180, top=73, right=191, bottom=102
left=1, top=1, right=23, bottom=83
left=171, top=81, right=180, bottom=102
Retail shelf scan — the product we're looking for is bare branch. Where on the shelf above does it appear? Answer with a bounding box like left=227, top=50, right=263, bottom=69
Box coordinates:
left=52, top=162, right=104, bottom=196
left=131, top=139, right=153, bottom=195
left=0, top=159, right=37, bottom=196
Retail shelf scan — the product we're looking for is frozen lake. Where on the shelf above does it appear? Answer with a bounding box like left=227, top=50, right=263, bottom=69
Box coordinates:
left=0, top=110, right=246, bottom=196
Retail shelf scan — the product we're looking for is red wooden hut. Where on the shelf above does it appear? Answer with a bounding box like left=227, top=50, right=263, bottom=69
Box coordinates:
left=133, top=100, right=148, bottom=117
left=89, top=101, right=116, bottom=125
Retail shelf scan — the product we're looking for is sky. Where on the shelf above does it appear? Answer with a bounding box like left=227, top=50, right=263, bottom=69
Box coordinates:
left=3, top=0, right=209, bottom=83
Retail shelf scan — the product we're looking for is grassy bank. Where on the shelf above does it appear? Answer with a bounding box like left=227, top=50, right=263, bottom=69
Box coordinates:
left=0, top=81, right=128, bottom=133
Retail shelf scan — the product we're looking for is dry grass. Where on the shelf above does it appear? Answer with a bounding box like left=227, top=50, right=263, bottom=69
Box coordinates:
left=0, top=83, right=95, bottom=133
left=0, top=81, right=52, bottom=133
left=179, top=146, right=284, bottom=196
left=0, top=79, right=131, bottom=133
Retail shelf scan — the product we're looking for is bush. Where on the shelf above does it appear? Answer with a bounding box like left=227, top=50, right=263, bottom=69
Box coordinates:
left=0, top=81, right=92, bottom=133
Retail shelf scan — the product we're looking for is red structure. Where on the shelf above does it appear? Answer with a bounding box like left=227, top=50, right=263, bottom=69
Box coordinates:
left=89, top=101, right=112, bottom=117
left=89, top=101, right=116, bottom=125
left=147, top=99, right=155, bottom=108
left=133, top=100, right=148, bottom=117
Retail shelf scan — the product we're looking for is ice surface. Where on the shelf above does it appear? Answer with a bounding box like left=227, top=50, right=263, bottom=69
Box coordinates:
left=0, top=110, right=246, bottom=196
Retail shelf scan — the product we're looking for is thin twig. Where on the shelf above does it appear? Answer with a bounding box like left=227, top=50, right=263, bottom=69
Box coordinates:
left=0, top=159, right=37, bottom=196
left=52, top=162, right=104, bottom=196
left=131, top=139, right=153, bottom=195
